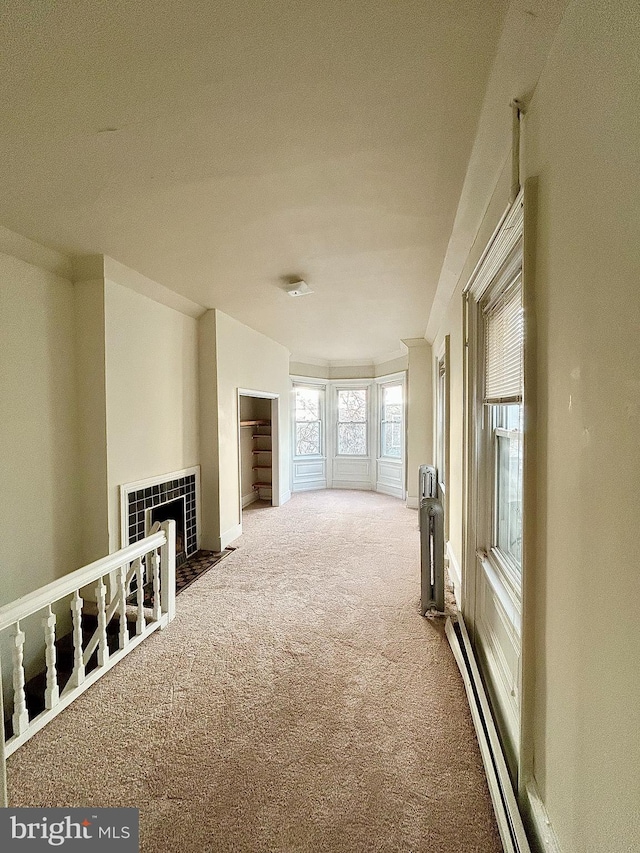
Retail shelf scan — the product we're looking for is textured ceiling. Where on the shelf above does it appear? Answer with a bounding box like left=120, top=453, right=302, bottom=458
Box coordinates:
left=0, top=0, right=509, bottom=361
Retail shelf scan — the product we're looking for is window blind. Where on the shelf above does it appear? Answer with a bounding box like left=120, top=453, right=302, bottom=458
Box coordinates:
left=483, top=275, right=523, bottom=404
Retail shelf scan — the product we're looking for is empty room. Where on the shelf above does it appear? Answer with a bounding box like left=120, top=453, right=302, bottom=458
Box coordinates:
left=1, top=2, right=638, bottom=852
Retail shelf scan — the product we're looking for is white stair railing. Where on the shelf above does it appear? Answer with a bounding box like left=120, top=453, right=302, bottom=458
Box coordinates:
left=0, top=520, right=176, bottom=807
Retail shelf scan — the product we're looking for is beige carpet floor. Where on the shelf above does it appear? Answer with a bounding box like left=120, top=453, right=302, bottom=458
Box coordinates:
left=7, top=490, right=502, bottom=853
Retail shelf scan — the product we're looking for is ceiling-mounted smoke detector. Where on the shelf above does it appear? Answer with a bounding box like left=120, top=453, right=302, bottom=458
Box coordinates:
left=286, top=280, right=313, bottom=297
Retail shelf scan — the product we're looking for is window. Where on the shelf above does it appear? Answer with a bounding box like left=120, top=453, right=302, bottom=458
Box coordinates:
left=464, top=192, right=524, bottom=775
left=482, top=272, right=524, bottom=584
left=493, top=404, right=523, bottom=569
left=294, top=386, right=322, bottom=456
left=337, top=388, right=368, bottom=455
left=380, top=383, right=403, bottom=458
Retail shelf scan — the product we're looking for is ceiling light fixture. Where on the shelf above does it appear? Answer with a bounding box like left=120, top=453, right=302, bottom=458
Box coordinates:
left=285, top=280, right=313, bottom=297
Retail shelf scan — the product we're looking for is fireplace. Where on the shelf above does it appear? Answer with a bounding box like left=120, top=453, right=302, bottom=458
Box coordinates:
left=121, top=467, right=199, bottom=567
left=148, top=497, right=186, bottom=564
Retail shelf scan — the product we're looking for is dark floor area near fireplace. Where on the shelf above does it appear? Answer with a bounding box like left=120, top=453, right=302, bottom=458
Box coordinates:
left=175, top=548, right=235, bottom=596
left=128, top=547, right=236, bottom=609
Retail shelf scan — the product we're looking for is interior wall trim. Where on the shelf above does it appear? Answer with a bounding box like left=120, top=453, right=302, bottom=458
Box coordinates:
left=525, top=780, right=563, bottom=853
left=445, top=613, right=531, bottom=853
left=220, top=522, right=242, bottom=550
left=445, top=541, right=462, bottom=607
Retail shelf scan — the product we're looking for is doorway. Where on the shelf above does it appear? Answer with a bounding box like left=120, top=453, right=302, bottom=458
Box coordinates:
left=237, top=390, right=280, bottom=520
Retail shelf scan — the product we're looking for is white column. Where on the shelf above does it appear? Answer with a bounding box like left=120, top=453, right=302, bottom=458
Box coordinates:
left=401, top=338, right=433, bottom=509
left=160, top=519, right=176, bottom=624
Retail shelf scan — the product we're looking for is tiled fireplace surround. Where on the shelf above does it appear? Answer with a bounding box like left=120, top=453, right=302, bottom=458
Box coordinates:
left=120, top=466, right=200, bottom=567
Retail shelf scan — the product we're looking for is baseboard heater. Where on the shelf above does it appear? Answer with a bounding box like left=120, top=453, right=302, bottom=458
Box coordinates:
left=445, top=615, right=532, bottom=853
left=419, top=465, right=445, bottom=614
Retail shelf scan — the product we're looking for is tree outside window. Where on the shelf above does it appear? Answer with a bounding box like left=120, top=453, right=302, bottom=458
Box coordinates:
left=337, top=389, right=367, bottom=455
left=380, top=384, right=402, bottom=458
left=294, top=387, right=322, bottom=456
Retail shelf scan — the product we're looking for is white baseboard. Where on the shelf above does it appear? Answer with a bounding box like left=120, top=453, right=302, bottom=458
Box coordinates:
left=279, top=489, right=292, bottom=504
left=446, top=541, right=462, bottom=608
left=446, top=615, right=532, bottom=853
left=292, top=481, right=327, bottom=492
left=525, top=781, right=562, bottom=853
left=406, top=495, right=419, bottom=509
left=330, top=481, right=373, bottom=490
left=242, top=492, right=259, bottom=508
left=220, top=522, right=242, bottom=549
left=376, top=483, right=404, bottom=499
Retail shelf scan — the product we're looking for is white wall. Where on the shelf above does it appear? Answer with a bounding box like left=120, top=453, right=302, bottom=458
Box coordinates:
left=431, top=2, right=640, bottom=850
left=216, top=311, right=291, bottom=540
left=199, top=310, right=290, bottom=549
left=0, top=253, right=81, bottom=605
left=198, top=310, right=220, bottom=551
left=520, top=2, right=640, bottom=850
left=404, top=339, right=433, bottom=507
left=290, top=355, right=409, bottom=381
left=103, top=279, right=200, bottom=552
left=432, top=162, right=512, bottom=584
left=74, top=280, right=109, bottom=564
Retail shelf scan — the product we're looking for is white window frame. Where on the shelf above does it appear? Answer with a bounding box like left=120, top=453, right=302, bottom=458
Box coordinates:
left=462, top=189, right=529, bottom=780
left=290, top=374, right=406, bottom=497
left=376, top=374, right=405, bottom=462
left=464, top=196, right=525, bottom=613
left=335, top=384, right=370, bottom=457
left=292, top=382, right=325, bottom=459
left=478, top=260, right=524, bottom=604
left=484, top=398, right=523, bottom=599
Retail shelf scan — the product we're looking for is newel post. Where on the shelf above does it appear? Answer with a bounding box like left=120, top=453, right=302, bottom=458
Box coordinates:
left=160, top=519, right=176, bottom=625
left=0, top=655, right=8, bottom=807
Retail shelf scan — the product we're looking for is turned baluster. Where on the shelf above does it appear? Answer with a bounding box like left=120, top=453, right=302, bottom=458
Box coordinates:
left=134, top=558, right=146, bottom=635
left=69, top=591, right=85, bottom=688
left=150, top=548, right=161, bottom=622
left=96, top=577, right=109, bottom=667
left=118, top=564, right=129, bottom=649
left=11, top=621, right=29, bottom=735
left=42, top=605, right=59, bottom=709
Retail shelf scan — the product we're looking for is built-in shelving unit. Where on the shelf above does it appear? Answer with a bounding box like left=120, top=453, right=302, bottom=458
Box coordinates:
left=240, top=419, right=272, bottom=501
